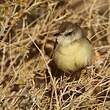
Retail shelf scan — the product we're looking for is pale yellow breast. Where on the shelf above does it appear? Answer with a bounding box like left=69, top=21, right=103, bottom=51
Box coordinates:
left=53, top=38, right=93, bottom=72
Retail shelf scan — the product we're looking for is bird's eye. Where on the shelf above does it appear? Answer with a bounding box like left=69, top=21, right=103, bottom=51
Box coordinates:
left=65, top=31, right=73, bottom=36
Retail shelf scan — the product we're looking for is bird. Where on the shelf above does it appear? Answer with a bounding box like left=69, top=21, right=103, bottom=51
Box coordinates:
left=53, top=21, right=94, bottom=73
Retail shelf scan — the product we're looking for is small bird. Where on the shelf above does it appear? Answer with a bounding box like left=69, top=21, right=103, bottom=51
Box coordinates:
left=53, top=21, right=94, bottom=73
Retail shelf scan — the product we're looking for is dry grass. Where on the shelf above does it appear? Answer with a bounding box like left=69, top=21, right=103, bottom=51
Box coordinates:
left=0, top=0, right=110, bottom=110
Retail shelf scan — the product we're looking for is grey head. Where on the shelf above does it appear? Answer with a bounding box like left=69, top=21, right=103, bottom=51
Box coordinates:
left=56, top=21, right=84, bottom=46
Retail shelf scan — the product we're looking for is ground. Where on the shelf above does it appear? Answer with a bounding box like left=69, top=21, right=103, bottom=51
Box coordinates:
left=0, top=0, right=110, bottom=110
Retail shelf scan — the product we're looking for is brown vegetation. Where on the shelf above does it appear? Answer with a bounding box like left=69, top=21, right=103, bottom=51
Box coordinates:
left=0, top=0, right=110, bottom=110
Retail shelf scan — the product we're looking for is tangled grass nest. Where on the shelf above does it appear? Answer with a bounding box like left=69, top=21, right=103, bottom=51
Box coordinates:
left=0, top=0, right=110, bottom=110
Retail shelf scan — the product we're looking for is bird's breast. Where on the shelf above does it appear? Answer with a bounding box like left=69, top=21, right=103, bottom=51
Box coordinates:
left=53, top=38, right=93, bottom=72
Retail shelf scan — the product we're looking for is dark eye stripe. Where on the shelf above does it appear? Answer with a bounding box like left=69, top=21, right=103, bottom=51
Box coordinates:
left=65, top=31, right=73, bottom=36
